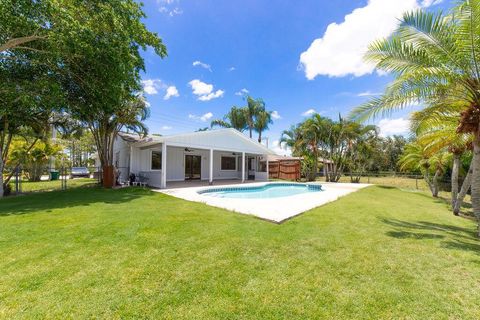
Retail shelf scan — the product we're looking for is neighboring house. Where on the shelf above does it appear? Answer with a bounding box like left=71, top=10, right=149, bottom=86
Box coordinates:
left=111, top=129, right=277, bottom=188
left=318, top=157, right=335, bottom=176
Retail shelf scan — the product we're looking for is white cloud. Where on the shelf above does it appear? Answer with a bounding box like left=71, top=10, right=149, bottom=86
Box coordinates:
left=201, top=112, right=213, bottom=121
left=269, top=140, right=292, bottom=156
left=142, top=79, right=179, bottom=99
left=302, top=108, right=317, bottom=116
left=299, top=0, right=439, bottom=79
left=357, top=90, right=381, bottom=97
left=164, top=86, right=179, bottom=100
left=198, top=90, right=224, bottom=101
left=193, top=60, right=212, bottom=72
left=142, top=79, right=163, bottom=95
left=158, top=0, right=183, bottom=16
left=235, top=88, right=249, bottom=96
left=377, top=118, right=410, bottom=137
left=271, top=110, right=281, bottom=120
left=161, top=126, right=172, bottom=130
left=421, top=0, right=444, bottom=6
left=188, top=79, right=224, bottom=101
left=189, top=112, right=213, bottom=122
left=228, top=67, right=236, bottom=71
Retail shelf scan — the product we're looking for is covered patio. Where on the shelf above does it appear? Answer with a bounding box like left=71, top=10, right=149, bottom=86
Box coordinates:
left=126, top=129, right=276, bottom=188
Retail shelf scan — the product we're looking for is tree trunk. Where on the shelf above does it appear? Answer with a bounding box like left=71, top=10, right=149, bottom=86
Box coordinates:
left=432, top=169, right=440, bottom=198
left=0, top=157, right=4, bottom=198
left=102, top=165, right=115, bottom=188
left=451, top=153, right=460, bottom=208
left=453, top=161, right=473, bottom=216
left=258, top=131, right=262, bottom=143
left=471, top=133, right=480, bottom=236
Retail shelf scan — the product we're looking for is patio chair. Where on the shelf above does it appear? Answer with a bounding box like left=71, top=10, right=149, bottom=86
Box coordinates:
left=135, top=173, right=149, bottom=187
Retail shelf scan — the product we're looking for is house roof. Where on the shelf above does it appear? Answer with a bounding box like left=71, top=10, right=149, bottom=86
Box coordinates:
left=118, top=132, right=143, bottom=143
left=132, top=128, right=277, bottom=155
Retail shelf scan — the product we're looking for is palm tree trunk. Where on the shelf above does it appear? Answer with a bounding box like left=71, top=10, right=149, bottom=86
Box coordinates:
left=471, top=133, right=480, bottom=236
left=424, top=169, right=434, bottom=196
left=432, top=169, right=440, bottom=198
left=453, top=161, right=473, bottom=216
left=451, top=153, right=460, bottom=208
left=0, top=157, right=4, bottom=198
left=258, top=130, right=262, bottom=143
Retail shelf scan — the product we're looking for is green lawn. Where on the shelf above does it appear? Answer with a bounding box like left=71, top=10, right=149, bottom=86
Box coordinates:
left=0, top=187, right=479, bottom=319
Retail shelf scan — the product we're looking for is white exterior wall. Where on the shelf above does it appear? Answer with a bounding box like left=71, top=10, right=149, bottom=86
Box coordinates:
left=129, top=145, right=246, bottom=187
left=112, top=137, right=131, bottom=181
left=213, top=151, right=241, bottom=180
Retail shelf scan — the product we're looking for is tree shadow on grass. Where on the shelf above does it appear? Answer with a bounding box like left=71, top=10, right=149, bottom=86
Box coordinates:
left=442, top=240, right=480, bottom=254
left=375, top=185, right=397, bottom=190
left=0, top=187, right=156, bottom=217
left=386, top=231, right=445, bottom=240
left=380, top=218, right=479, bottom=255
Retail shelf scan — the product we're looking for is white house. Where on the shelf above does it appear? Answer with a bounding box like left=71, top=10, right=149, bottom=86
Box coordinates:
left=111, top=128, right=277, bottom=188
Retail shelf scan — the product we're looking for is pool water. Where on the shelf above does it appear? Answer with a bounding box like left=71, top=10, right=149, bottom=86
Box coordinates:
left=198, top=183, right=322, bottom=199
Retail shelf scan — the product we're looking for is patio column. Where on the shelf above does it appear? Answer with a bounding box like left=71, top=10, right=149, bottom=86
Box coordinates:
left=266, top=155, right=269, bottom=181
left=209, top=148, right=213, bottom=185
left=242, top=152, right=245, bottom=182
left=161, top=142, right=167, bottom=188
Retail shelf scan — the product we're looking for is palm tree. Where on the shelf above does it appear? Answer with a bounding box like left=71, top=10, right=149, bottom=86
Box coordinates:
left=280, top=125, right=302, bottom=155
left=345, top=123, right=379, bottom=183
left=210, top=106, right=247, bottom=132
left=399, top=141, right=450, bottom=197
left=349, top=3, right=480, bottom=235
left=245, top=96, right=264, bottom=138
left=411, top=105, right=473, bottom=213
left=254, top=110, right=273, bottom=143
left=88, top=95, right=149, bottom=187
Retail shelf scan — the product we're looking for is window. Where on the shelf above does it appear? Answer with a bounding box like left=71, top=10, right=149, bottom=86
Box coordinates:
left=221, top=156, right=236, bottom=170
left=151, top=151, right=162, bottom=170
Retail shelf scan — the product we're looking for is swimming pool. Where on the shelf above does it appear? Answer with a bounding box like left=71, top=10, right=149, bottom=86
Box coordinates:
left=198, top=183, right=322, bottom=199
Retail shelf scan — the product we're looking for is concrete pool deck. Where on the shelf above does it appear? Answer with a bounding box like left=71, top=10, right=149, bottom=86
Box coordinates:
left=156, top=181, right=370, bottom=223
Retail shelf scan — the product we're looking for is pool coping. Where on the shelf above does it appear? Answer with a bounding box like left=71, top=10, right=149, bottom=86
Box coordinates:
left=196, top=182, right=322, bottom=195
left=155, top=181, right=370, bottom=223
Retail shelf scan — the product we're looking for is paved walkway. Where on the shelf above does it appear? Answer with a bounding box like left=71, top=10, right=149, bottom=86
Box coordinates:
left=155, top=181, right=369, bottom=223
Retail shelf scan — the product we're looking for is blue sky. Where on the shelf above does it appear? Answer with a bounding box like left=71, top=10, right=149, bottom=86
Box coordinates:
left=139, top=0, right=451, bottom=154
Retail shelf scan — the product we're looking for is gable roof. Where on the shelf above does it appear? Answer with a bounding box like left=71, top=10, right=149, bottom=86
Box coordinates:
left=118, top=132, right=143, bottom=143
left=132, top=128, right=277, bottom=155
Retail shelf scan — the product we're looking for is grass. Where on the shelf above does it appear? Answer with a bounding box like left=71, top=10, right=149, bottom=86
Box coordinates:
left=0, top=186, right=479, bottom=319
left=329, top=175, right=473, bottom=216
left=8, top=178, right=98, bottom=193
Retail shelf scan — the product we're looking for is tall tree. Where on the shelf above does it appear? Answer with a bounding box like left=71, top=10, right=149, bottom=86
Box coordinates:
left=349, top=3, right=480, bottom=235
left=0, top=47, right=63, bottom=196
left=57, top=0, right=166, bottom=187
left=210, top=106, right=247, bottom=132
left=245, top=96, right=264, bottom=138
left=254, top=110, right=273, bottom=143
left=411, top=104, right=472, bottom=212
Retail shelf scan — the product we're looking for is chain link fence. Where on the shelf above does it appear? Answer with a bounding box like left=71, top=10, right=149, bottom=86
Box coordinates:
left=317, top=171, right=459, bottom=193
left=3, top=166, right=109, bottom=196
